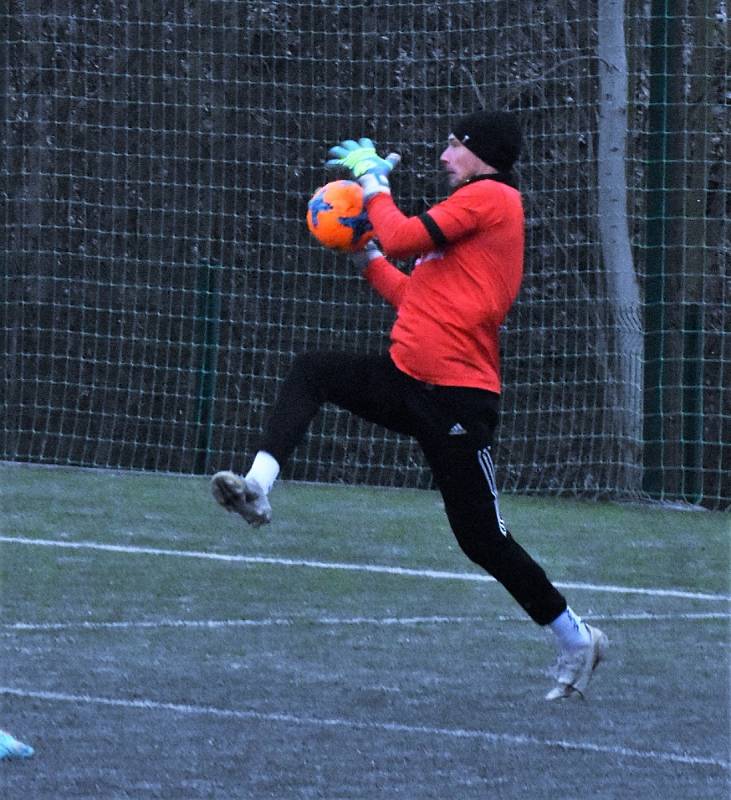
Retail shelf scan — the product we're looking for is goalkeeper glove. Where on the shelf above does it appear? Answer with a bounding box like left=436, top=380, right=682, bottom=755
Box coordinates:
left=351, top=240, right=383, bottom=271
left=326, top=138, right=401, bottom=200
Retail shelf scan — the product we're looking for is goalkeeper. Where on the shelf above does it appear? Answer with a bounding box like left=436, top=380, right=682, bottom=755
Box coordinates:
left=212, top=110, right=607, bottom=700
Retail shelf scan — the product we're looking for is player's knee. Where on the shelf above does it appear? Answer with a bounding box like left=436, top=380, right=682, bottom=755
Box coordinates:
left=284, top=351, right=334, bottom=405
left=289, top=351, right=317, bottom=377
left=456, top=531, right=504, bottom=571
left=289, top=351, right=338, bottom=381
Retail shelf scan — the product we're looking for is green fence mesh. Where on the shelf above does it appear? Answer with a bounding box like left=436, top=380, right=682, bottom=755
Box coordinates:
left=3, top=1, right=728, bottom=508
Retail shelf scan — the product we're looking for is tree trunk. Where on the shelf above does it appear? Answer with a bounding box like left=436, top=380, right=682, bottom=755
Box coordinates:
left=597, top=0, right=644, bottom=490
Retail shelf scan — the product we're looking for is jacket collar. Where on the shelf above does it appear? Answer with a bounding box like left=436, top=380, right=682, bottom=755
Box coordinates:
left=462, top=171, right=518, bottom=190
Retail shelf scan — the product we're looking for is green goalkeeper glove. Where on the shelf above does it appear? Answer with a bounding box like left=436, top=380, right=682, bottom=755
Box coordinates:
left=326, top=138, right=401, bottom=200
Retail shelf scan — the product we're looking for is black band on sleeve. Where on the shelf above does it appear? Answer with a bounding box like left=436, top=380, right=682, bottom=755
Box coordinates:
left=419, top=212, right=448, bottom=249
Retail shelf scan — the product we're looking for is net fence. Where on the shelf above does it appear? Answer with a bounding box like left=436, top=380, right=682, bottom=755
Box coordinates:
left=3, top=0, right=728, bottom=508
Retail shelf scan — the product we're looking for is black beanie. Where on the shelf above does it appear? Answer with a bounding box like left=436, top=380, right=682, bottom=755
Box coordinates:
left=452, top=110, right=521, bottom=172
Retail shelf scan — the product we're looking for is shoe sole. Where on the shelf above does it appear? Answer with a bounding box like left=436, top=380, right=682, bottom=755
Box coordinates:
left=211, top=471, right=271, bottom=527
left=211, top=471, right=243, bottom=511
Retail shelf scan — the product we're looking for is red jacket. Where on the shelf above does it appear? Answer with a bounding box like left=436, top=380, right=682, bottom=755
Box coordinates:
left=364, top=177, right=524, bottom=393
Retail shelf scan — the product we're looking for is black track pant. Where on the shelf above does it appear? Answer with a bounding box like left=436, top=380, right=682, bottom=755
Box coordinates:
left=259, top=351, right=567, bottom=626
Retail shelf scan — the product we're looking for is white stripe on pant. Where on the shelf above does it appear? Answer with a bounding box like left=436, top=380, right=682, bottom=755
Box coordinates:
left=477, top=446, right=508, bottom=536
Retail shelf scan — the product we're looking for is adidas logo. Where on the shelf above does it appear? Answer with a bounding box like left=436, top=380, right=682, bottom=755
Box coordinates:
left=448, top=423, right=467, bottom=436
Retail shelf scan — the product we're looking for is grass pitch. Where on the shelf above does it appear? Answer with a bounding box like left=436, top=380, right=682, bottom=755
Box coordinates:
left=1, top=462, right=729, bottom=799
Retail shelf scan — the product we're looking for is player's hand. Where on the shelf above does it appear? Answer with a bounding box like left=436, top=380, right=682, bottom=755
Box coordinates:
left=351, top=240, right=383, bottom=270
left=326, top=138, right=400, bottom=200
left=326, top=138, right=397, bottom=178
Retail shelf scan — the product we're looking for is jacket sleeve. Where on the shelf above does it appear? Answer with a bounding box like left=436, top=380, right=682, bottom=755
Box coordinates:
left=363, top=253, right=409, bottom=309
left=366, top=189, right=488, bottom=260
left=365, top=194, right=438, bottom=259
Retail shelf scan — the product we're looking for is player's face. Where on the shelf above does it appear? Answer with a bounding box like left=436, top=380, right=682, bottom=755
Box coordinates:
left=440, top=134, right=493, bottom=187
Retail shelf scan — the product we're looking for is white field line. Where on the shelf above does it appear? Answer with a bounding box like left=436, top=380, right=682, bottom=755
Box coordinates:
left=1, top=535, right=729, bottom=603
left=0, top=686, right=727, bottom=771
left=505, top=611, right=731, bottom=622
left=1, top=610, right=729, bottom=634
left=1, top=616, right=479, bottom=632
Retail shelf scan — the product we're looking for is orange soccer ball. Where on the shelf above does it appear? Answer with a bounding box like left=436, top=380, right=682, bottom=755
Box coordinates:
left=306, top=180, right=374, bottom=252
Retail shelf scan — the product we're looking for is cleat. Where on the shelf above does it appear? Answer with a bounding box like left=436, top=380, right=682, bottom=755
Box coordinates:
left=545, top=624, right=608, bottom=701
left=211, top=471, right=271, bottom=527
left=0, top=730, right=34, bottom=760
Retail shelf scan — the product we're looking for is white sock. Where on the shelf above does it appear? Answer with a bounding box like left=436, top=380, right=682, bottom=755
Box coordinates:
left=549, top=607, right=591, bottom=651
left=245, top=451, right=280, bottom=495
